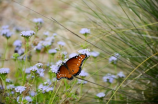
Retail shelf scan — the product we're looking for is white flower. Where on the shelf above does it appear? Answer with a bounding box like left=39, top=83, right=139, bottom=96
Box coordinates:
left=96, top=92, right=105, bottom=98
left=2, top=25, right=9, bottom=29
left=79, top=70, right=88, bottom=77
left=80, top=28, right=90, bottom=34
left=20, top=30, right=35, bottom=37
left=1, top=29, right=10, bottom=35
left=7, top=84, right=14, bottom=89
left=0, top=68, right=10, bottom=74
left=46, top=87, right=54, bottom=92
left=17, top=96, right=21, bottom=103
left=15, top=86, right=26, bottom=94
left=29, top=91, right=36, bottom=96
left=114, top=53, right=120, bottom=58
left=6, top=78, right=11, bottom=83
left=25, top=96, right=32, bottom=102
left=25, top=67, right=31, bottom=73
left=18, top=48, right=25, bottom=55
left=45, top=36, right=54, bottom=42
left=61, top=51, right=67, bottom=56
left=47, top=62, right=53, bottom=67
left=44, top=79, right=52, bottom=85
left=50, top=65, right=59, bottom=73
left=103, top=73, right=117, bottom=83
left=56, top=60, right=63, bottom=66
left=39, top=72, right=44, bottom=77
left=57, top=41, right=65, bottom=46
left=30, top=66, right=38, bottom=72
left=69, top=53, right=78, bottom=58
left=37, top=68, right=45, bottom=77
left=38, top=84, right=54, bottom=93
left=13, top=40, right=22, bottom=48
left=43, top=31, right=49, bottom=36
left=53, top=33, right=57, bottom=36
left=109, top=56, right=117, bottom=64
left=35, top=43, right=43, bottom=51
left=1, top=29, right=12, bottom=38
left=90, top=51, right=100, bottom=57
left=77, top=79, right=87, bottom=84
left=48, top=49, right=57, bottom=54
left=42, top=41, right=52, bottom=46
left=33, top=18, right=44, bottom=24
left=11, top=91, right=14, bottom=94
left=117, top=72, right=125, bottom=78
left=78, top=49, right=90, bottom=56
left=35, top=63, right=43, bottom=68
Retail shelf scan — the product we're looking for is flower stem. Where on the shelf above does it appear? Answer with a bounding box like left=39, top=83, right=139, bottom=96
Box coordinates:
left=1, top=39, right=8, bottom=67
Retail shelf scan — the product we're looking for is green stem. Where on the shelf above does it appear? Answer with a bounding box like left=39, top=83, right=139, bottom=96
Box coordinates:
left=114, top=64, right=117, bottom=74
left=50, top=81, right=62, bottom=104
left=49, top=80, right=57, bottom=104
left=80, top=84, right=83, bottom=99
left=35, top=75, right=38, bottom=104
left=23, top=38, right=29, bottom=85
left=1, top=39, right=8, bottom=67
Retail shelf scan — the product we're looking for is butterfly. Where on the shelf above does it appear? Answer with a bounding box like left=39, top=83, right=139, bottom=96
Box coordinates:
left=56, top=54, right=88, bottom=80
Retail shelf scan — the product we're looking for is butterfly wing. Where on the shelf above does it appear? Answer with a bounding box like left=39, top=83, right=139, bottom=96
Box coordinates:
left=56, top=65, right=73, bottom=80
left=66, top=54, right=87, bottom=76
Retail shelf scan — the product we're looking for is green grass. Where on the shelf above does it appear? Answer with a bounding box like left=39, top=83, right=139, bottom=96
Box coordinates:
left=0, top=0, right=158, bottom=103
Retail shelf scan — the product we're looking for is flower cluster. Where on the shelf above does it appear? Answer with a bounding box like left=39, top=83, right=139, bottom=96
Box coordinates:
left=25, top=63, right=45, bottom=77
left=0, top=25, right=12, bottom=39
left=38, top=83, right=54, bottom=93
left=20, top=30, right=35, bottom=38
left=50, top=64, right=59, bottom=73
left=77, top=79, right=87, bottom=84
left=96, top=92, right=105, bottom=98
left=103, top=72, right=125, bottom=83
left=13, top=40, right=22, bottom=48
left=78, top=49, right=90, bottom=56
left=34, top=35, right=55, bottom=51
left=80, top=28, right=90, bottom=34
left=69, top=53, right=78, bottom=58
left=15, top=86, right=26, bottom=94
left=103, top=73, right=117, bottom=83
left=7, top=84, right=15, bottom=89
left=43, top=31, right=49, bottom=36
left=117, top=71, right=125, bottom=78
left=17, top=96, right=32, bottom=103
left=33, top=18, right=44, bottom=24
left=90, top=51, right=100, bottom=57
left=57, top=41, right=65, bottom=46
left=48, top=49, right=57, bottom=55
left=79, top=70, right=89, bottom=77
left=109, top=53, right=120, bottom=64
left=0, top=68, right=10, bottom=74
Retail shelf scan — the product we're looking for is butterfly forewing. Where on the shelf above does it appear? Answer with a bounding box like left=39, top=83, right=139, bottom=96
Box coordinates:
left=66, top=54, right=87, bottom=76
left=56, top=65, right=73, bottom=80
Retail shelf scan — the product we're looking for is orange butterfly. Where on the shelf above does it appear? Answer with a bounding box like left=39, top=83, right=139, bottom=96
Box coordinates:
left=56, top=54, right=87, bottom=80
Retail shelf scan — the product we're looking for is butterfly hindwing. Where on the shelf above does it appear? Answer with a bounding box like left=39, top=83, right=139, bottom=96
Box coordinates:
left=56, top=65, right=73, bottom=80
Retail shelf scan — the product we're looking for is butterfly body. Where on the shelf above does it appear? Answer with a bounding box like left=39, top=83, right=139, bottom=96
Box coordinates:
left=56, top=54, right=87, bottom=80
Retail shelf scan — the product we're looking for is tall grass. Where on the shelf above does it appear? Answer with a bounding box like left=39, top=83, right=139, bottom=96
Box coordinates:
left=0, top=0, right=158, bottom=103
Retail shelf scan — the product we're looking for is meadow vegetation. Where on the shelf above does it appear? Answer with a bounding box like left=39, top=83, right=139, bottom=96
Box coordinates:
left=0, top=0, right=158, bottom=103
